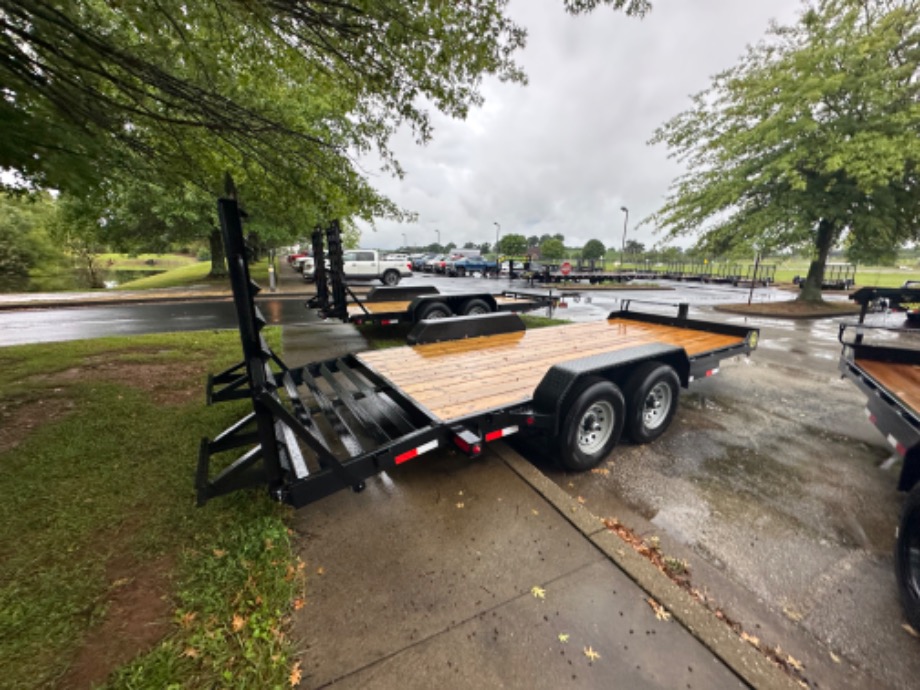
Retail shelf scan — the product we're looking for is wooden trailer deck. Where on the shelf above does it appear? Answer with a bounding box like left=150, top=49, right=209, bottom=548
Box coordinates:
left=347, top=295, right=543, bottom=317
left=357, top=318, right=744, bottom=422
left=856, top=357, right=920, bottom=413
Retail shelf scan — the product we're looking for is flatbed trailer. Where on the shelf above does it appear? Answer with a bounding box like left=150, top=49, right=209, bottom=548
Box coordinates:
left=199, top=197, right=759, bottom=511
left=343, top=285, right=560, bottom=326
left=840, top=286, right=920, bottom=629
left=305, top=224, right=558, bottom=324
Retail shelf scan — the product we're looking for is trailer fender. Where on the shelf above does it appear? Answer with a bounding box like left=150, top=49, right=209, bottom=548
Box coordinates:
left=365, top=285, right=440, bottom=302
left=533, top=344, right=690, bottom=436
left=408, top=312, right=525, bottom=345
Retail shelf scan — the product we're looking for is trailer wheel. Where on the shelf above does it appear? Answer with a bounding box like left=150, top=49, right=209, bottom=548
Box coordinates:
left=417, top=301, right=452, bottom=321
left=461, top=298, right=491, bottom=316
left=624, top=362, right=680, bottom=443
left=896, top=483, right=920, bottom=631
left=381, top=270, right=401, bottom=286
left=556, top=377, right=625, bottom=471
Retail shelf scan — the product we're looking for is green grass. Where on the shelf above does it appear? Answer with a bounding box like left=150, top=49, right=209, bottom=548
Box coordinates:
left=98, top=253, right=199, bottom=272
left=116, top=261, right=270, bottom=290
left=0, top=330, right=300, bottom=689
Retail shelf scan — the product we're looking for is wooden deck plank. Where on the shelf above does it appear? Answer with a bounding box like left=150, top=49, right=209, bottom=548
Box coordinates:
left=358, top=318, right=743, bottom=422
left=857, top=358, right=920, bottom=413
left=347, top=300, right=410, bottom=316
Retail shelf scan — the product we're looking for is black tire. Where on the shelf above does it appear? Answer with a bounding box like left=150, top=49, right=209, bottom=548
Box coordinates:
left=623, top=362, right=680, bottom=444
left=381, top=270, right=400, bottom=286
left=555, top=377, right=625, bottom=471
left=896, top=483, right=920, bottom=631
left=417, top=301, right=452, bottom=321
left=461, top=298, right=492, bottom=316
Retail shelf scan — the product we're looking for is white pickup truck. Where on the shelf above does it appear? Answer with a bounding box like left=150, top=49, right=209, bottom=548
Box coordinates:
left=303, top=249, right=412, bottom=286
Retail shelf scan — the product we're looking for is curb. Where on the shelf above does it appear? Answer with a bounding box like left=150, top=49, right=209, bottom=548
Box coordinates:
left=495, top=444, right=801, bottom=690
left=0, top=292, right=316, bottom=312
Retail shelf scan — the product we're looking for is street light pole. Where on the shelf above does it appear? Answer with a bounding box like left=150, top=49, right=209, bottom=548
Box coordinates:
left=620, top=206, right=629, bottom=268
left=434, top=228, right=441, bottom=248
left=402, top=232, right=407, bottom=250
left=494, top=221, right=500, bottom=256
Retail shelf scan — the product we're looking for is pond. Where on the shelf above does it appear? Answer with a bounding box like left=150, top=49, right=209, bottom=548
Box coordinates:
left=103, top=269, right=166, bottom=288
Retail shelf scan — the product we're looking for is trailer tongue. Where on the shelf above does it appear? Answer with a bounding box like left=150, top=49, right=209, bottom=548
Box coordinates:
left=199, top=198, right=758, bottom=509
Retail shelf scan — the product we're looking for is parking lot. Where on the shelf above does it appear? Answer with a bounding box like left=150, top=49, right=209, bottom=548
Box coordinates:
left=372, top=270, right=918, bottom=688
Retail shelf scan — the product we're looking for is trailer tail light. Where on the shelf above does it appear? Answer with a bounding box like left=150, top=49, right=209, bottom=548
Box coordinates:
left=864, top=408, right=877, bottom=425
left=395, top=439, right=439, bottom=465
left=526, top=416, right=535, bottom=426
left=485, top=425, right=519, bottom=442
left=706, top=368, right=719, bottom=377
left=888, top=434, right=907, bottom=457
left=380, top=319, right=399, bottom=325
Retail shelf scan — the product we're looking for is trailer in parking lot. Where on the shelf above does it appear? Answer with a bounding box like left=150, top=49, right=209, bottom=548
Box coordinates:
left=199, top=197, right=759, bottom=511
left=305, top=222, right=560, bottom=325
left=840, top=287, right=920, bottom=629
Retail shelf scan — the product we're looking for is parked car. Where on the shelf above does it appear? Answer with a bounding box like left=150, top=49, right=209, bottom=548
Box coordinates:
left=288, top=252, right=310, bottom=272
left=412, top=253, right=436, bottom=271
left=423, top=254, right=446, bottom=272
left=303, top=250, right=410, bottom=285
left=447, top=256, right=497, bottom=277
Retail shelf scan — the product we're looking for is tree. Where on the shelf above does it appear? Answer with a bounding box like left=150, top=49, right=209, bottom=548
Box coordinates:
left=582, top=239, right=606, bottom=260
left=1, top=0, right=648, bottom=239
left=625, top=239, right=646, bottom=256
left=498, top=234, right=528, bottom=256
left=462, top=241, right=478, bottom=249
left=479, top=242, right=492, bottom=255
left=527, top=235, right=540, bottom=248
left=553, top=233, right=566, bottom=243
left=0, top=193, right=61, bottom=291
left=650, top=0, right=920, bottom=302
left=540, top=238, right=565, bottom=260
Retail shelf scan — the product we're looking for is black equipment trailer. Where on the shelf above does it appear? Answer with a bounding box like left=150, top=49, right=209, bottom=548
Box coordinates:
left=199, top=197, right=759, bottom=510
left=306, top=222, right=559, bottom=324
left=338, top=285, right=560, bottom=327
left=840, top=286, right=920, bottom=629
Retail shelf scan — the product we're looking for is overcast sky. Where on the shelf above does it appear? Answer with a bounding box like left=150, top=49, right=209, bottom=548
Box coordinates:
left=358, top=0, right=804, bottom=252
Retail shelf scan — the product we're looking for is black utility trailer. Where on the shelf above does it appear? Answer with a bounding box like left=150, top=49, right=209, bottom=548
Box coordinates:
left=199, top=198, right=759, bottom=510
left=840, top=286, right=920, bottom=629
left=306, top=222, right=558, bottom=325
left=340, top=285, right=560, bottom=327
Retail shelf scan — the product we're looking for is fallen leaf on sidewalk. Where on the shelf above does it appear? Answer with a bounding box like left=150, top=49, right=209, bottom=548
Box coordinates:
left=231, top=614, right=245, bottom=632
left=646, top=597, right=671, bottom=622
left=590, top=467, right=610, bottom=476
left=902, top=623, right=919, bottom=638
left=558, top=633, right=570, bottom=643
left=782, top=606, right=803, bottom=622
left=531, top=509, right=539, bottom=516
left=576, top=496, right=586, bottom=504
left=584, top=646, right=601, bottom=662
left=785, top=654, right=804, bottom=672
left=829, top=651, right=841, bottom=663
left=740, top=631, right=760, bottom=647
left=531, top=585, right=546, bottom=599
left=456, top=502, right=465, bottom=509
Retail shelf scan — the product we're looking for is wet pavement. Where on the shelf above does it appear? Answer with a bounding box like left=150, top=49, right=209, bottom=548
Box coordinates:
left=4, top=266, right=918, bottom=686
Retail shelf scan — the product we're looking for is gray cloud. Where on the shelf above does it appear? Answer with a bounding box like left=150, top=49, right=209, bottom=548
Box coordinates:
left=359, top=0, right=803, bottom=251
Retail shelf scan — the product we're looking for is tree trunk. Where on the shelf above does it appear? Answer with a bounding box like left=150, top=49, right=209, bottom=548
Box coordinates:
left=797, top=219, right=835, bottom=303
left=208, top=227, right=227, bottom=278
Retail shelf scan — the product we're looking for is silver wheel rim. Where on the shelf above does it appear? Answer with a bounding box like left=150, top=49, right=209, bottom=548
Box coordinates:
left=643, top=382, right=672, bottom=430
left=577, top=401, right=615, bottom=454
left=468, top=306, right=488, bottom=315
left=472, top=271, right=483, bottom=278
left=428, top=309, right=449, bottom=320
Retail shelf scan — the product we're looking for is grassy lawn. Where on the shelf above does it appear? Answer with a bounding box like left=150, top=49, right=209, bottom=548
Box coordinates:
left=0, top=330, right=301, bottom=689
left=116, top=261, right=270, bottom=290
left=772, top=265, right=919, bottom=287
left=98, top=253, right=200, bottom=272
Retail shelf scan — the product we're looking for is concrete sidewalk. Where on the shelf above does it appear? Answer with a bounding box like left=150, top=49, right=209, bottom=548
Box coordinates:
left=279, top=284, right=796, bottom=689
